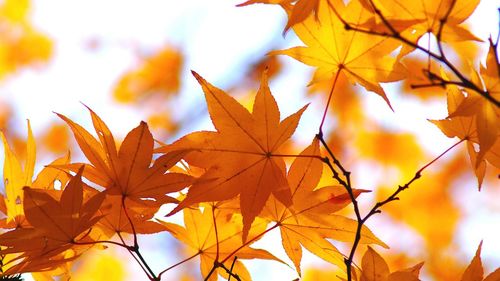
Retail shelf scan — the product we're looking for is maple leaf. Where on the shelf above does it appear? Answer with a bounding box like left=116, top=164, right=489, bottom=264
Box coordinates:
left=428, top=72, right=490, bottom=189
left=31, top=153, right=72, bottom=191
left=368, top=0, right=480, bottom=50
left=270, top=0, right=406, bottom=109
left=159, top=203, right=282, bottom=281
left=460, top=242, right=500, bottom=281
left=263, top=138, right=386, bottom=275
left=1, top=121, right=73, bottom=228
left=56, top=107, right=193, bottom=206
left=360, top=246, right=423, bottom=281
left=161, top=70, right=307, bottom=241
left=447, top=42, right=500, bottom=165
left=95, top=194, right=167, bottom=235
left=0, top=168, right=105, bottom=275
left=0, top=120, right=35, bottom=228
left=0, top=0, right=52, bottom=80
left=41, top=123, right=70, bottom=154
left=430, top=45, right=500, bottom=189
left=113, top=45, right=183, bottom=103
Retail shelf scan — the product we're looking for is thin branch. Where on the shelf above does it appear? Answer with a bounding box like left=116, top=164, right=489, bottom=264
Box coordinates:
left=133, top=247, right=159, bottom=281
left=204, top=264, right=218, bottom=281
left=358, top=138, right=466, bottom=230
left=332, top=0, right=500, bottom=107
left=317, top=127, right=463, bottom=281
left=220, top=261, right=242, bottom=281
left=115, top=232, right=155, bottom=280
left=121, top=197, right=139, bottom=248
left=120, top=199, right=159, bottom=280
left=410, top=72, right=478, bottom=90
left=227, top=256, right=238, bottom=281
left=359, top=139, right=463, bottom=280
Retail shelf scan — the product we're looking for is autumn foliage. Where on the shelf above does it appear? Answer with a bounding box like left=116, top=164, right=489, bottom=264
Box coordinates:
left=0, top=0, right=499, bottom=280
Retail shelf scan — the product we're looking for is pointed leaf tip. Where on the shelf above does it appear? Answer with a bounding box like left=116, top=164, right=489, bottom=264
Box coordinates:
left=191, top=70, right=201, bottom=80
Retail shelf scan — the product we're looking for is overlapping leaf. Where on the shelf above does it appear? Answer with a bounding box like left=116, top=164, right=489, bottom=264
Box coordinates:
left=271, top=0, right=406, bottom=109
left=161, top=70, right=307, bottom=241
left=447, top=43, right=500, bottom=166
left=360, top=247, right=423, bottom=281
left=368, top=0, right=480, bottom=46
left=159, top=203, right=282, bottom=281
left=0, top=122, right=72, bottom=229
left=0, top=120, right=35, bottom=227
left=430, top=46, right=500, bottom=189
left=57, top=107, right=193, bottom=205
left=263, top=138, right=386, bottom=275
left=460, top=242, right=500, bottom=281
left=0, top=168, right=105, bottom=275
left=56, top=108, right=193, bottom=235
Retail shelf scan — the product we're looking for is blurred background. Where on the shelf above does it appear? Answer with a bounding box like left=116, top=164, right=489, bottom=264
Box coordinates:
left=0, top=0, right=498, bottom=280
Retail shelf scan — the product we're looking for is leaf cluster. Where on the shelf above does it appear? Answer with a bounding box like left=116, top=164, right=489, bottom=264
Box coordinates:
left=0, top=0, right=499, bottom=280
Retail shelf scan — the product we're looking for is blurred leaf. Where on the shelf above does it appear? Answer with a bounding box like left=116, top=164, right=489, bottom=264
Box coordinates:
left=113, top=45, right=183, bottom=103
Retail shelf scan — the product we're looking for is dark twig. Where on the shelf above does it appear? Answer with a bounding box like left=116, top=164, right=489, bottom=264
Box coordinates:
left=317, top=129, right=463, bottom=281
left=227, top=256, right=238, bottom=281
left=331, top=0, right=500, bottom=107
left=120, top=198, right=159, bottom=281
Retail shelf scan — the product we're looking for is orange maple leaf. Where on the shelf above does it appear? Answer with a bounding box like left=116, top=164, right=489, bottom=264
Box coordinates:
left=429, top=74, right=485, bottom=188
left=447, top=42, right=500, bottom=165
left=161, top=70, right=307, bottom=241
left=270, top=0, right=406, bottom=109
left=57, top=107, right=193, bottom=206
left=460, top=242, right=500, bottom=281
left=0, top=0, right=52, bottom=79
left=0, top=121, right=72, bottom=228
left=56, top=107, right=193, bottom=235
left=0, top=168, right=105, bottom=275
left=368, top=0, right=480, bottom=48
left=96, top=194, right=168, bottom=235
left=159, top=203, right=282, bottom=281
left=263, top=139, right=385, bottom=275
left=359, top=246, right=423, bottom=281
left=113, top=45, right=183, bottom=103
left=430, top=46, right=500, bottom=189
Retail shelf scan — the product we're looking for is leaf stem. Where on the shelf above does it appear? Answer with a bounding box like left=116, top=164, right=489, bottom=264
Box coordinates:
left=158, top=252, right=200, bottom=279
left=212, top=204, right=220, bottom=262
left=120, top=198, right=159, bottom=281
left=319, top=69, right=342, bottom=135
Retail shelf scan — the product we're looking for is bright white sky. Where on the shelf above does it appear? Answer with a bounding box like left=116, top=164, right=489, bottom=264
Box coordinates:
left=0, top=0, right=499, bottom=280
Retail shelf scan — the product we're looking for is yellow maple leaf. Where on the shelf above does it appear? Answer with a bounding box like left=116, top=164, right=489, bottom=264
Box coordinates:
left=162, top=70, right=307, bottom=242
left=270, top=0, right=406, bottom=109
